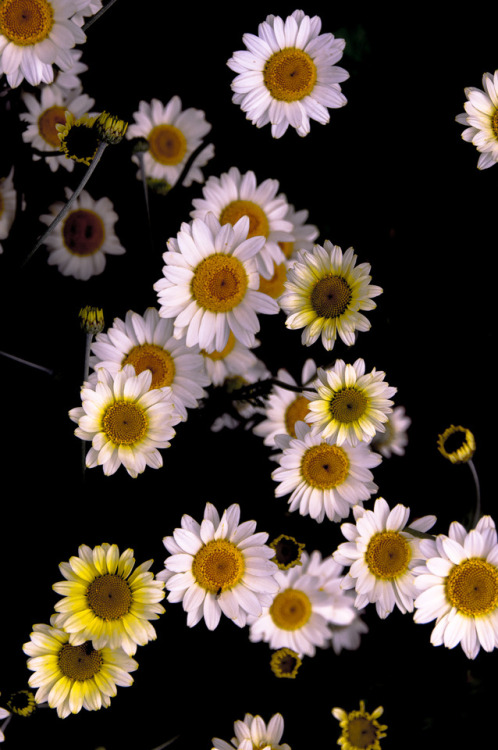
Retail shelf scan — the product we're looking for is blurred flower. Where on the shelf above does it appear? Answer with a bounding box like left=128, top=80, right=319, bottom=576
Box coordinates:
left=52, top=543, right=165, bottom=656
left=0, top=703, right=9, bottom=742
left=414, top=515, right=498, bottom=659
left=158, top=502, right=279, bottom=630
left=57, top=112, right=99, bottom=165
left=79, top=305, right=104, bottom=334
left=270, top=647, right=302, bottom=679
left=305, top=359, right=397, bottom=446
left=5, top=690, right=36, bottom=716
left=328, top=595, right=369, bottom=654
left=212, top=713, right=291, bottom=750
left=437, top=424, right=476, bottom=464
left=90, top=307, right=209, bottom=420
left=0, top=0, right=85, bottom=88
left=55, top=48, right=88, bottom=92
left=456, top=70, right=498, bottom=169
left=332, top=701, right=387, bottom=750
left=227, top=9, right=348, bottom=138
left=191, top=167, right=294, bottom=279
left=23, top=621, right=137, bottom=718
left=372, top=405, right=411, bottom=458
left=279, top=242, right=382, bottom=351
left=201, top=332, right=262, bottom=387
left=334, top=497, right=436, bottom=618
left=154, top=214, right=279, bottom=353
left=21, top=83, right=95, bottom=171
left=0, top=167, right=16, bottom=254
left=40, top=187, right=125, bottom=280
left=71, top=0, right=102, bottom=26
left=126, top=96, right=213, bottom=187
left=278, top=202, right=319, bottom=260
left=269, top=534, right=305, bottom=570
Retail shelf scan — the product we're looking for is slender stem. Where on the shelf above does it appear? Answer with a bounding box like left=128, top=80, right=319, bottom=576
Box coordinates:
left=151, top=738, right=179, bottom=750
left=468, top=459, right=482, bottom=528
left=83, top=333, right=93, bottom=383
left=82, top=0, right=119, bottom=31
left=271, top=378, right=316, bottom=394
left=138, top=151, right=151, bottom=228
left=0, top=349, right=53, bottom=375
left=168, top=140, right=210, bottom=194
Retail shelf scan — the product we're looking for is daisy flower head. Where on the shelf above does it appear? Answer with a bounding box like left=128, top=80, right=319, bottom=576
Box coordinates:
left=21, top=83, right=95, bottom=172
left=158, top=503, right=279, bottom=631
left=0, top=0, right=86, bottom=88
left=269, top=534, right=305, bottom=570
left=40, top=187, right=125, bottom=280
left=23, top=620, right=138, bottom=717
left=213, top=712, right=291, bottom=750
left=5, top=690, right=36, bottom=717
left=372, top=405, right=411, bottom=459
left=0, top=704, right=9, bottom=742
left=190, top=167, right=294, bottom=279
left=334, top=497, right=437, bottom=619
left=89, top=307, right=209, bottom=420
left=456, top=71, right=498, bottom=169
left=279, top=241, right=382, bottom=351
left=52, top=543, right=165, bottom=656
left=305, top=359, right=397, bottom=446
left=201, top=331, right=262, bottom=387
left=413, top=515, right=498, bottom=659
left=69, top=364, right=182, bottom=477
left=154, top=213, right=279, bottom=354
left=0, top=167, right=16, bottom=254
left=272, top=420, right=382, bottom=523
left=437, top=424, right=476, bottom=464
left=328, top=594, right=369, bottom=654
left=279, top=201, right=319, bottom=260
left=270, top=647, right=302, bottom=678
left=126, top=96, right=213, bottom=188
left=57, top=111, right=100, bottom=165
left=227, top=9, right=348, bottom=138
left=332, top=701, right=387, bottom=750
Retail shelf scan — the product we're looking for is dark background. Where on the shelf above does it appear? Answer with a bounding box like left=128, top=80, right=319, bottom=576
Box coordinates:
left=0, top=2, right=496, bottom=748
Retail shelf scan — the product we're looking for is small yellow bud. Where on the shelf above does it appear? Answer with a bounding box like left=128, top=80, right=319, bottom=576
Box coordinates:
left=79, top=306, right=104, bottom=334
left=95, top=112, right=129, bottom=144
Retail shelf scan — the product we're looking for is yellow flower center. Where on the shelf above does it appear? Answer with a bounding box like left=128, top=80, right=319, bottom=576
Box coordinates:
left=192, top=539, right=245, bottom=593
left=492, top=109, right=498, bottom=138
left=258, top=262, right=287, bottom=298
left=284, top=395, right=311, bottom=437
left=446, top=558, right=498, bottom=616
left=346, top=716, right=382, bottom=749
left=311, top=275, right=352, bottom=318
left=86, top=573, right=133, bottom=620
left=366, top=531, right=411, bottom=580
left=122, top=344, right=175, bottom=389
left=58, top=642, right=103, bottom=681
left=263, top=47, right=317, bottom=102
left=329, top=387, right=368, bottom=423
left=102, top=400, right=148, bottom=445
left=148, top=124, right=187, bottom=165
left=192, top=254, right=248, bottom=312
left=219, top=199, right=269, bottom=238
left=38, top=105, right=67, bottom=148
left=301, top=443, right=350, bottom=488
left=62, top=209, right=105, bottom=256
left=270, top=588, right=312, bottom=630
left=203, top=331, right=237, bottom=360
left=279, top=240, right=294, bottom=259
left=0, top=0, right=53, bottom=45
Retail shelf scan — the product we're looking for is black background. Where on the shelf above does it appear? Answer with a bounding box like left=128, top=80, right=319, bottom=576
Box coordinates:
left=0, top=2, right=496, bottom=748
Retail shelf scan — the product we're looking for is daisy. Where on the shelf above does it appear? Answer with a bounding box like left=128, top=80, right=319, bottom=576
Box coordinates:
left=299, top=550, right=357, bottom=626
left=158, top=502, right=279, bottom=630
left=334, top=497, right=437, bottom=619
left=190, top=167, right=294, bottom=279
left=305, top=359, right=397, bottom=446
left=5, top=690, right=37, bottom=717
left=372, top=405, right=411, bottom=459
left=272, top=421, right=382, bottom=523
left=227, top=9, right=348, bottom=138
left=23, top=620, right=137, bottom=718
left=437, top=424, right=476, bottom=464
left=279, top=201, right=319, bottom=260
left=126, top=96, right=213, bottom=188
left=413, top=515, right=498, bottom=659
left=0, top=705, right=9, bottom=743
left=456, top=70, right=498, bottom=169
left=154, top=213, right=279, bottom=353
left=0, top=0, right=86, bottom=89
left=269, top=648, right=302, bottom=679
left=54, top=48, right=87, bottom=92
left=70, top=0, right=102, bottom=26
left=69, top=364, right=182, bottom=477
left=328, top=595, right=369, bottom=654
left=0, top=167, right=16, bottom=254
left=332, top=701, right=387, bottom=750
left=40, top=187, right=125, bottom=280
left=89, top=307, right=209, bottom=420
left=52, top=543, right=166, bottom=656
left=57, top=112, right=100, bottom=165
left=213, top=713, right=291, bottom=750
left=21, top=83, right=95, bottom=172
left=269, top=534, right=305, bottom=570
left=201, top=331, right=262, bottom=387
left=279, top=242, right=382, bottom=351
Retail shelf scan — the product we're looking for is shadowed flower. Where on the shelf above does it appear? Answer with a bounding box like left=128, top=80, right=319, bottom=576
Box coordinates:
left=437, top=424, right=476, bottom=464
left=332, top=701, right=387, bottom=750
left=270, top=647, right=302, bottom=678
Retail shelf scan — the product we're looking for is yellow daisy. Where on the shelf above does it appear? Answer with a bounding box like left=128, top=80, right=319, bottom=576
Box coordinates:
left=332, top=701, right=387, bottom=750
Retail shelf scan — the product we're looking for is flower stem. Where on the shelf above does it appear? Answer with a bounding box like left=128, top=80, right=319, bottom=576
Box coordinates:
left=82, top=0, right=120, bottom=31
left=468, top=459, right=482, bottom=527
left=0, top=349, right=53, bottom=375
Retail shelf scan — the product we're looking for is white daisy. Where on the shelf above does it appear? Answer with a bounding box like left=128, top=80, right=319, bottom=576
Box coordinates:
left=372, top=405, right=411, bottom=458
left=272, top=421, right=382, bottom=523
left=201, top=331, right=262, bottom=387
left=190, top=167, right=294, bottom=279
left=456, top=70, right=498, bottom=169
left=126, top=96, right=213, bottom=188
left=279, top=241, right=382, bottom=351
left=89, top=307, right=209, bottom=420
left=334, top=497, right=436, bottom=619
left=0, top=705, right=9, bottom=743
left=0, top=167, right=16, bottom=254
left=154, top=213, right=279, bottom=354
left=69, top=364, right=182, bottom=478
left=21, top=83, right=94, bottom=172
left=213, top=713, right=291, bottom=750
left=54, top=48, right=87, bottom=92
left=305, top=359, right=397, bottom=446
left=413, top=515, right=498, bottom=659
left=227, top=9, right=348, bottom=138
left=70, top=0, right=102, bottom=26
left=0, top=0, right=86, bottom=89
left=39, top=187, right=125, bottom=280
left=158, top=502, right=279, bottom=630
left=279, top=201, right=319, bottom=259
left=328, top=593, right=369, bottom=654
